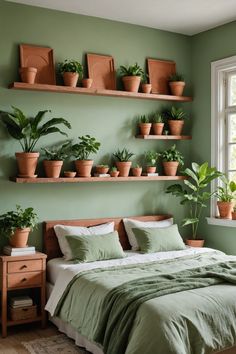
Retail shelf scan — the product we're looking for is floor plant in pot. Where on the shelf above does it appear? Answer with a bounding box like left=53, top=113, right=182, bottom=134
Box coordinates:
left=144, top=151, right=159, bottom=174
left=0, top=205, right=38, bottom=248
left=119, top=63, right=144, bottom=93
left=169, top=73, right=186, bottom=96
left=71, top=135, right=101, bottom=177
left=58, top=59, right=83, bottom=88
left=214, top=176, right=236, bottom=219
left=152, top=113, right=164, bottom=135
left=161, top=145, right=184, bottom=176
left=138, top=115, right=152, bottom=135
left=113, top=148, right=134, bottom=177
left=167, top=106, right=186, bottom=136
left=42, top=140, right=71, bottom=178
left=0, top=107, right=71, bottom=178
left=166, top=162, right=222, bottom=246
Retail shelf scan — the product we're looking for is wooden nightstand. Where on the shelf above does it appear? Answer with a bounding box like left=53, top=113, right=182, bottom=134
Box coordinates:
left=0, top=252, right=47, bottom=337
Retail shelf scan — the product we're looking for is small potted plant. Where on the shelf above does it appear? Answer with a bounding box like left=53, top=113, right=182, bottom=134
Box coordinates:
left=71, top=135, right=101, bottom=177
left=0, top=205, right=38, bottom=248
left=58, top=59, right=83, bottom=88
left=19, top=67, right=37, bottom=84
left=0, top=107, right=71, bottom=178
left=152, top=113, right=164, bottom=135
left=232, top=205, right=236, bottom=220
left=110, top=166, right=119, bottom=177
left=141, top=73, right=152, bottom=94
left=131, top=163, right=142, bottom=177
left=161, top=144, right=184, bottom=176
left=41, top=141, right=71, bottom=178
left=167, top=106, right=186, bottom=135
left=214, top=176, right=236, bottom=219
left=64, top=171, right=76, bottom=178
left=169, top=73, right=186, bottom=96
left=144, top=151, right=159, bottom=173
left=119, top=63, right=144, bottom=93
left=95, top=164, right=109, bottom=174
left=113, top=148, right=134, bottom=177
left=138, top=115, right=152, bottom=136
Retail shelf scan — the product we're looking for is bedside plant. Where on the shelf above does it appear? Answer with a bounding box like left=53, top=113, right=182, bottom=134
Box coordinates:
left=161, top=144, right=184, bottom=176
left=119, top=63, right=144, bottom=92
left=41, top=141, right=71, bottom=178
left=113, top=148, right=135, bottom=177
left=138, top=115, right=152, bottom=135
left=152, top=113, right=164, bottom=135
left=145, top=151, right=159, bottom=173
left=169, top=73, right=185, bottom=96
left=58, top=59, right=83, bottom=88
left=167, top=106, right=186, bottom=136
left=214, top=176, right=236, bottom=219
left=0, top=205, right=38, bottom=248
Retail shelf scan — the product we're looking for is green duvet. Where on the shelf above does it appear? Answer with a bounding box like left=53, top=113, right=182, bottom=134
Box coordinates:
left=55, top=252, right=236, bottom=354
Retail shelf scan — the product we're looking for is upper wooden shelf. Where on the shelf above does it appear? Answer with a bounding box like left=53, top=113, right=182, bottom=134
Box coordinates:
left=136, top=135, right=192, bottom=140
left=9, top=83, right=193, bottom=102
left=10, top=176, right=187, bottom=184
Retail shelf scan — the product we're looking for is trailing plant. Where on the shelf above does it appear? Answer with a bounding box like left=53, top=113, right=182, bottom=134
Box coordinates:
left=119, top=63, right=144, bottom=77
left=168, top=106, right=186, bottom=120
left=166, top=162, right=222, bottom=239
left=71, top=135, right=101, bottom=160
left=0, top=106, right=71, bottom=152
left=0, top=205, right=38, bottom=239
left=161, top=145, right=184, bottom=165
left=153, top=112, right=164, bottom=123
left=169, top=73, right=184, bottom=82
left=113, top=148, right=134, bottom=162
left=41, top=141, right=71, bottom=161
left=214, top=175, right=236, bottom=202
left=58, top=59, right=83, bottom=77
left=139, top=115, right=149, bottom=124
left=145, top=151, right=159, bottom=166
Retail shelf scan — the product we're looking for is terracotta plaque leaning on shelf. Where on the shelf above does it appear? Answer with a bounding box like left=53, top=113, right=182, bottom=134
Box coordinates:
left=87, top=53, right=116, bottom=90
left=147, top=58, right=176, bottom=94
left=20, top=44, right=56, bottom=85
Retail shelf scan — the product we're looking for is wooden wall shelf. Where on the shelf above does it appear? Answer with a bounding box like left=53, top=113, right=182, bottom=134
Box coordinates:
left=136, top=135, right=192, bottom=140
left=9, top=82, right=192, bottom=102
left=10, top=176, right=187, bottom=184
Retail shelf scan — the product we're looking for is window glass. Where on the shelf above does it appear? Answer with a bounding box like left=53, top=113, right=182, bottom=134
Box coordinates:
left=229, top=114, right=236, bottom=143
left=229, top=74, right=236, bottom=106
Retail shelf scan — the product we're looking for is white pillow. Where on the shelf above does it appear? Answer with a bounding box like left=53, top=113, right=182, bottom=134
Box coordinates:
left=54, top=222, right=115, bottom=260
left=123, top=218, right=173, bottom=251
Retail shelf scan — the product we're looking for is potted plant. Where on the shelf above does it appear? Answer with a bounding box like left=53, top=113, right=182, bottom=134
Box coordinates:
left=144, top=151, right=159, bottom=173
left=132, top=163, right=142, bottom=177
left=95, top=164, right=109, bottom=174
left=0, top=107, right=71, bottom=178
left=0, top=205, right=38, bottom=248
left=58, top=59, right=83, bottom=88
left=19, top=67, right=37, bottom=84
left=232, top=205, right=236, bottom=220
left=110, top=166, right=119, bottom=177
left=41, top=141, right=71, bottom=178
left=167, top=106, right=186, bottom=135
left=64, top=171, right=76, bottom=178
left=214, top=176, right=236, bottom=219
left=166, top=162, right=222, bottom=247
left=152, top=113, right=164, bottom=135
left=71, top=135, right=101, bottom=177
left=169, top=73, right=186, bottom=96
left=161, top=144, right=184, bottom=176
left=119, top=63, right=144, bottom=93
left=113, top=148, right=134, bottom=177
left=141, top=73, right=152, bottom=94
left=82, top=77, right=93, bottom=89
left=138, top=115, right=152, bottom=136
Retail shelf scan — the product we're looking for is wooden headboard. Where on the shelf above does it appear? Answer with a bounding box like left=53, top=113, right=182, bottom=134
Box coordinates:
left=43, top=214, right=172, bottom=260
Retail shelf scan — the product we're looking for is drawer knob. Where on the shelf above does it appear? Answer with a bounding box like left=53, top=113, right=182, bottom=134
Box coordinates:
left=20, top=265, right=27, bottom=269
left=21, top=278, right=27, bottom=282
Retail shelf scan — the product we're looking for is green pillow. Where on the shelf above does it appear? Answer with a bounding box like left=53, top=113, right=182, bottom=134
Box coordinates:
left=132, top=224, right=186, bottom=253
left=65, top=231, right=126, bottom=262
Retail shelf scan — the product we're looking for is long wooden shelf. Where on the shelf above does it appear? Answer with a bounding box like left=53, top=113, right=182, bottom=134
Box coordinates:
left=9, top=82, right=192, bottom=102
left=136, top=135, right=192, bottom=140
left=10, top=176, right=187, bottom=184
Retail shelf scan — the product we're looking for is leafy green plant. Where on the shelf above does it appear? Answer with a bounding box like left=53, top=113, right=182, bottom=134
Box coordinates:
left=110, top=166, right=118, bottom=172
left=166, top=162, right=222, bottom=239
left=0, top=106, right=71, bottom=152
left=119, top=63, right=144, bottom=77
left=41, top=141, right=71, bottom=161
left=71, top=135, right=101, bottom=160
left=161, top=145, right=184, bottom=165
left=113, top=148, right=134, bottom=162
left=145, top=151, right=159, bottom=166
left=139, top=115, right=149, bottom=123
left=58, top=59, right=83, bottom=77
left=153, top=113, right=164, bottom=123
left=214, top=175, right=236, bottom=202
left=169, top=73, right=184, bottom=82
left=141, top=73, right=149, bottom=84
left=0, top=205, right=38, bottom=239
left=167, top=106, right=186, bottom=120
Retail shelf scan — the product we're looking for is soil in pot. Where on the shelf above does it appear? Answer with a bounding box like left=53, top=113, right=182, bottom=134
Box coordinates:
left=122, top=76, right=141, bottom=93
left=132, top=167, right=142, bottom=177
left=43, top=160, right=63, bottom=178
left=185, top=239, right=205, bottom=247
left=15, top=152, right=39, bottom=178
left=146, top=166, right=156, bottom=173
left=116, top=161, right=132, bottom=177
left=168, top=120, right=184, bottom=135
left=217, top=201, right=234, bottom=219
left=19, top=67, right=37, bottom=84
left=141, top=83, right=152, bottom=94
left=163, top=161, right=179, bottom=176
left=10, top=228, right=31, bottom=248
left=169, top=81, right=185, bottom=96
left=139, top=123, right=152, bottom=135
left=82, top=78, right=93, bottom=88
left=152, top=123, right=164, bottom=135
left=75, top=160, right=93, bottom=177
left=63, top=72, right=79, bottom=87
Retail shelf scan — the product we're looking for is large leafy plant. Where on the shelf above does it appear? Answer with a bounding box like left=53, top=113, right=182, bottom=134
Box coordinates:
left=71, top=135, right=101, bottom=160
left=119, top=63, right=144, bottom=77
left=42, top=141, right=71, bottom=161
left=161, top=145, right=184, bottom=165
left=214, top=175, right=236, bottom=202
left=58, top=59, right=83, bottom=77
left=166, top=162, right=222, bottom=239
left=0, top=205, right=38, bottom=239
left=0, top=107, right=71, bottom=152
left=113, top=148, right=134, bottom=162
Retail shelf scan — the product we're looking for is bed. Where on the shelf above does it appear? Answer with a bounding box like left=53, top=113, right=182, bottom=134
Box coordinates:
left=44, top=215, right=236, bottom=354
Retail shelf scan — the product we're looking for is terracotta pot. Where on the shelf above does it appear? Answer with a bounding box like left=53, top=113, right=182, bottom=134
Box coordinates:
left=141, top=83, right=152, bottom=94
left=146, top=166, right=156, bottom=173
left=19, top=67, right=37, bottom=84
left=168, top=120, right=184, bottom=135
left=95, top=166, right=109, bottom=174
left=152, top=123, right=164, bottom=135
left=231, top=211, right=236, bottom=220
left=122, top=76, right=141, bottom=92
left=75, top=160, right=93, bottom=177
left=82, top=78, right=93, bottom=88
left=217, top=201, right=234, bottom=219
left=163, top=161, right=179, bottom=176
left=116, top=161, right=132, bottom=177
left=185, top=239, right=205, bottom=247
left=15, top=152, right=39, bottom=178
left=169, top=81, right=185, bottom=96
left=43, top=160, right=63, bottom=178
left=63, top=72, right=79, bottom=87
left=110, top=170, right=120, bottom=177
left=139, top=123, right=152, bottom=135
left=132, top=167, right=142, bottom=177
left=64, top=171, right=76, bottom=178
left=10, top=228, right=31, bottom=248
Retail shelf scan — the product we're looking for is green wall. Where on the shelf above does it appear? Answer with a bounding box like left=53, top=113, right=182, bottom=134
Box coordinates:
left=0, top=0, right=192, bottom=250
left=192, top=21, right=236, bottom=254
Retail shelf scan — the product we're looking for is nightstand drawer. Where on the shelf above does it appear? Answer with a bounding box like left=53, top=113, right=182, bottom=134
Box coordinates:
left=7, top=272, right=42, bottom=288
left=7, top=260, right=42, bottom=273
